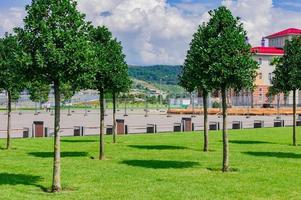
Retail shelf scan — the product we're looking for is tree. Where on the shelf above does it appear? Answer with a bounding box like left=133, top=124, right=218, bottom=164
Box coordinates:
left=0, top=33, right=28, bottom=150
left=206, top=7, right=258, bottom=171
left=27, top=81, right=51, bottom=114
left=108, top=40, right=132, bottom=144
left=89, top=26, right=112, bottom=160
left=179, top=23, right=212, bottom=152
left=16, top=0, right=92, bottom=192
left=271, top=36, right=301, bottom=146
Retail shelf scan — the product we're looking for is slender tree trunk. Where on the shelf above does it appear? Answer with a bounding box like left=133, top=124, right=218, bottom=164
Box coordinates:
left=99, top=90, right=105, bottom=160
left=221, top=89, right=229, bottom=172
left=6, top=91, right=12, bottom=150
left=112, top=93, right=117, bottom=143
left=293, top=89, right=297, bottom=146
left=203, top=91, right=209, bottom=152
left=52, top=82, right=61, bottom=192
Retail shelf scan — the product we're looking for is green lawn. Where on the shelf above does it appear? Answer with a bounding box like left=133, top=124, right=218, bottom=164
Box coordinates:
left=1, top=128, right=301, bottom=200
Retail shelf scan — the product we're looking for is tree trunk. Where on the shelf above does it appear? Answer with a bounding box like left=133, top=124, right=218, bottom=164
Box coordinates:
left=52, top=82, right=61, bottom=192
left=6, top=91, right=12, bottom=150
left=293, top=89, right=297, bottom=146
left=203, top=91, right=209, bottom=152
left=112, top=93, right=117, bottom=143
left=221, top=89, right=229, bottom=172
left=99, top=90, right=105, bottom=160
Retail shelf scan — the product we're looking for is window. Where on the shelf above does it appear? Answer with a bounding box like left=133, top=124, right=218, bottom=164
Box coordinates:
left=258, top=73, right=263, bottom=79
left=268, top=73, right=274, bottom=83
left=258, top=58, right=262, bottom=65
left=259, top=94, right=263, bottom=101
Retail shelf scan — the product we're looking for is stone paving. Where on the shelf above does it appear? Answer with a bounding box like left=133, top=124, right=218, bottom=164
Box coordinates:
left=0, top=109, right=298, bottom=138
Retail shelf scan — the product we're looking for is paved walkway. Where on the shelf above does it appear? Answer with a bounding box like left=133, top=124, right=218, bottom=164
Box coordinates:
left=0, top=109, right=298, bottom=138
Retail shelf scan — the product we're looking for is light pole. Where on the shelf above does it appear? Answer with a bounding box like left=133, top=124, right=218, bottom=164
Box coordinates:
left=124, top=96, right=128, bottom=117
left=34, top=102, right=38, bottom=115
left=84, top=100, right=88, bottom=116
left=246, top=90, right=250, bottom=118
left=191, top=92, right=196, bottom=118
left=167, top=94, right=172, bottom=117
left=144, top=94, right=149, bottom=117
left=276, top=94, right=280, bottom=119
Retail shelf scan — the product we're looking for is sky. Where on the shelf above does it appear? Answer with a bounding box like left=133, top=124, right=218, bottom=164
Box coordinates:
left=1, top=0, right=301, bottom=65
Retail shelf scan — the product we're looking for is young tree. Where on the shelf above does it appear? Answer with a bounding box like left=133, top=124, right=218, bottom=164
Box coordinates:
left=89, top=26, right=112, bottom=160
left=16, top=0, right=92, bottom=192
left=206, top=7, right=258, bottom=171
left=27, top=81, right=51, bottom=113
left=271, top=36, right=301, bottom=146
left=179, top=23, right=212, bottom=152
left=108, top=40, right=132, bottom=144
left=0, top=33, right=27, bottom=150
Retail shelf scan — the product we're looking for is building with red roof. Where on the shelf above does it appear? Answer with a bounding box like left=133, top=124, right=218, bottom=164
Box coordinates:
left=248, top=28, right=301, bottom=106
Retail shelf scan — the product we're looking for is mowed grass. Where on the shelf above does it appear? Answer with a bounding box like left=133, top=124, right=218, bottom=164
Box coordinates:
left=1, top=127, right=301, bottom=200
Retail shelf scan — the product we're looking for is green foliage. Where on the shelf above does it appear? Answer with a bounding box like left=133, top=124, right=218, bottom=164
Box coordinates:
left=60, top=83, right=75, bottom=101
left=0, top=33, right=28, bottom=98
left=27, top=81, right=50, bottom=103
left=129, top=65, right=181, bottom=85
left=206, top=6, right=258, bottom=91
left=16, top=0, right=93, bottom=89
left=89, top=26, right=113, bottom=92
left=271, top=36, right=301, bottom=93
left=89, top=26, right=131, bottom=94
left=179, top=23, right=211, bottom=93
left=1, top=128, right=301, bottom=199
left=212, top=101, right=221, bottom=108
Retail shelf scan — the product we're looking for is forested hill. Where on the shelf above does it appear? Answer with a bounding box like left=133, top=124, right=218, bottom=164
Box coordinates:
left=128, top=65, right=181, bottom=85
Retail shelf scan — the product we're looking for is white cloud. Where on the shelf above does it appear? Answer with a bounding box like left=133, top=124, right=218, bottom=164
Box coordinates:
left=1, top=0, right=301, bottom=65
left=0, top=7, right=25, bottom=35
left=222, top=0, right=301, bottom=46
left=78, top=0, right=206, bottom=65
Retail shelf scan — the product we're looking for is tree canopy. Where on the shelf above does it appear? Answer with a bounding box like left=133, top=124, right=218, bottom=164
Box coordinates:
left=206, top=7, right=258, bottom=92
left=0, top=33, right=28, bottom=96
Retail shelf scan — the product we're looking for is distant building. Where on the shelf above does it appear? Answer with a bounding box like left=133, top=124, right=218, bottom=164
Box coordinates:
left=250, top=28, right=301, bottom=106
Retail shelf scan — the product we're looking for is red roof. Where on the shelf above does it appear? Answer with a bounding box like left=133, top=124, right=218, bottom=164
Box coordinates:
left=266, top=28, right=301, bottom=39
left=251, top=47, right=284, bottom=55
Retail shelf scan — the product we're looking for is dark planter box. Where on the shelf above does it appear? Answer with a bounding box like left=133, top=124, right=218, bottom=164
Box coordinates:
left=232, top=121, right=243, bottom=129
left=74, top=126, right=84, bottom=136
left=23, top=128, right=29, bottom=138
left=147, top=124, right=156, bottom=133
left=106, top=125, right=113, bottom=135
left=173, top=123, right=182, bottom=132
left=209, top=122, right=220, bottom=130
left=254, top=120, right=264, bottom=128
left=274, top=120, right=284, bottom=127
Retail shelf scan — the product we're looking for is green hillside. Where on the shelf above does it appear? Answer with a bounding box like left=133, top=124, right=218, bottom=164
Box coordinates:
left=129, top=65, right=181, bottom=85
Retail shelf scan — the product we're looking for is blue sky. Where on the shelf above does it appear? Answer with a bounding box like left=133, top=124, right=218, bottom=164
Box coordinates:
left=1, top=0, right=301, bottom=65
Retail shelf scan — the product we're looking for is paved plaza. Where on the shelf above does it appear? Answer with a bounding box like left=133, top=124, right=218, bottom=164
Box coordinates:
left=0, top=108, right=297, bottom=138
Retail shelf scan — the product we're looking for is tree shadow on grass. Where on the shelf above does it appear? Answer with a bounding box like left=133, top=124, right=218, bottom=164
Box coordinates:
left=28, top=151, right=88, bottom=158
left=128, top=145, right=188, bottom=150
left=61, top=139, right=97, bottom=143
left=229, top=140, right=273, bottom=145
left=121, top=160, right=199, bottom=169
left=243, top=151, right=301, bottom=158
left=0, top=173, right=46, bottom=191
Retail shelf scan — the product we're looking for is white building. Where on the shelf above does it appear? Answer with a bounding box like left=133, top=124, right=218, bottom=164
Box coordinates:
left=251, top=28, right=301, bottom=106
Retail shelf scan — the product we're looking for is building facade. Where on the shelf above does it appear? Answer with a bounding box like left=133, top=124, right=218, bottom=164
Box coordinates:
left=250, top=28, right=301, bottom=106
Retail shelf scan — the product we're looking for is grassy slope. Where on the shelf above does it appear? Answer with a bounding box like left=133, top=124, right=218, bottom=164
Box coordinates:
left=1, top=128, right=301, bottom=200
